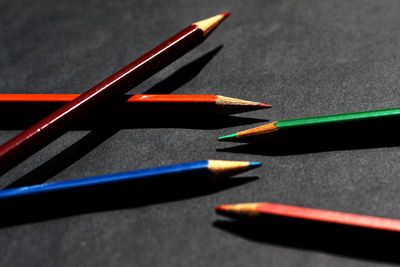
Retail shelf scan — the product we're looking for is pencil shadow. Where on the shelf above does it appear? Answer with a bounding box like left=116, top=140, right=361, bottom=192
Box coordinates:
left=5, top=127, right=119, bottom=188
left=143, top=45, right=223, bottom=94
left=217, top=117, right=400, bottom=156
left=93, top=116, right=266, bottom=130
left=5, top=115, right=263, bottom=187
left=0, top=176, right=256, bottom=228
left=214, top=217, right=400, bottom=264
left=0, top=116, right=267, bottom=131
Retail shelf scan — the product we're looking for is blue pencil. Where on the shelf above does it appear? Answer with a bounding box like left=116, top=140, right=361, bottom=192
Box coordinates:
left=0, top=160, right=261, bottom=200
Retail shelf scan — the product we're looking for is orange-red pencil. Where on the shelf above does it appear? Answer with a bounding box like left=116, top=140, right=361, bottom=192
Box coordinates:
left=216, top=202, right=400, bottom=232
left=0, top=94, right=270, bottom=115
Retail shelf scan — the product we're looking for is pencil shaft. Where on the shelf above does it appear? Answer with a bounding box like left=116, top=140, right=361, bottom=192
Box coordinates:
left=0, top=94, right=217, bottom=103
left=259, top=203, right=400, bottom=232
left=0, top=161, right=210, bottom=199
left=0, top=14, right=226, bottom=170
left=276, top=107, right=400, bottom=129
left=217, top=202, right=400, bottom=232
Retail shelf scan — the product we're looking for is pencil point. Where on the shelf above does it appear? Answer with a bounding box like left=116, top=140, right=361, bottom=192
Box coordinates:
left=219, top=122, right=280, bottom=141
left=249, top=162, right=262, bottom=169
left=215, top=96, right=271, bottom=114
left=216, top=205, right=228, bottom=212
left=207, top=160, right=262, bottom=179
left=222, top=12, right=231, bottom=18
left=257, top=103, right=272, bottom=108
left=216, top=203, right=261, bottom=217
left=218, top=133, right=237, bottom=141
left=193, top=12, right=230, bottom=36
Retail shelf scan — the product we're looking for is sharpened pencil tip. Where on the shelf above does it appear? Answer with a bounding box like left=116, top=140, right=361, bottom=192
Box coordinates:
left=216, top=205, right=227, bottom=212
left=222, top=12, right=231, bottom=18
left=215, top=204, right=246, bottom=217
left=218, top=133, right=237, bottom=141
left=249, top=162, right=262, bottom=169
left=257, top=103, right=272, bottom=108
left=194, top=12, right=230, bottom=37
left=207, top=160, right=262, bottom=179
left=215, top=203, right=261, bottom=217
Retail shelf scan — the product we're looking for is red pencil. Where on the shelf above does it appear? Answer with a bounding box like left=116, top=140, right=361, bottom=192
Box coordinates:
left=0, top=94, right=270, bottom=116
left=216, top=202, right=400, bottom=232
left=0, top=13, right=229, bottom=171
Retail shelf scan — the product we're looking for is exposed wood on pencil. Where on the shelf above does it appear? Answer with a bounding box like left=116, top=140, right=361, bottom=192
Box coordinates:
left=193, top=12, right=230, bottom=36
left=208, top=160, right=261, bottom=179
left=216, top=202, right=400, bottom=232
left=218, top=121, right=278, bottom=140
left=215, top=96, right=270, bottom=108
left=0, top=13, right=230, bottom=171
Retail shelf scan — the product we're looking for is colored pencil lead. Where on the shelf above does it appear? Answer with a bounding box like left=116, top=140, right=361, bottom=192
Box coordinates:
left=218, top=133, right=237, bottom=141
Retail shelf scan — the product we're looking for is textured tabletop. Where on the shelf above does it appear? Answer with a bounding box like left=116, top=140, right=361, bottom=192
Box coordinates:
left=1, top=0, right=400, bottom=266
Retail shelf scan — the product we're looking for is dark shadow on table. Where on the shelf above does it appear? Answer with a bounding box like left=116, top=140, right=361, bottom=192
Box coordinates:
left=5, top=128, right=119, bottom=188
left=143, top=45, right=223, bottom=94
left=6, top=116, right=264, bottom=188
left=217, top=116, right=400, bottom=156
left=0, top=176, right=256, bottom=228
left=0, top=114, right=267, bottom=131
left=214, top=215, right=400, bottom=264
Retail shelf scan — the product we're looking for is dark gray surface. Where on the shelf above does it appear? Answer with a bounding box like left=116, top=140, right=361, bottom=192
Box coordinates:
left=1, top=0, right=400, bottom=266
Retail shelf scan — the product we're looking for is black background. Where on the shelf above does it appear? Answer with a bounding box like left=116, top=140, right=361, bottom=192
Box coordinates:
left=1, top=0, right=400, bottom=266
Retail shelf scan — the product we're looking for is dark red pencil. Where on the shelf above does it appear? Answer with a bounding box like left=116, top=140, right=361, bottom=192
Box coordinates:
left=0, top=13, right=229, bottom=171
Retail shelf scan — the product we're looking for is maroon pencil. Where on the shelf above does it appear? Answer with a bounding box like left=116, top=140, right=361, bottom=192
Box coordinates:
left=0, top=12, right=229, bottom=171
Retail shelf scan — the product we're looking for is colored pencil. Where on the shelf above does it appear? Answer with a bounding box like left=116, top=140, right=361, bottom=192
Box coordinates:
left=0, top=12, right=230, bottom=170
left=218, top=107, right=400, bottom=141
left=216, top=202, right=400, bottom=232
left=0, top=94, right=271, bottom=116
left=0, top=160, right=260, bottom=199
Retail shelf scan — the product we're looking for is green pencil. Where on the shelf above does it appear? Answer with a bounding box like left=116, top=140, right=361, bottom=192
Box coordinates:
left=218, top=107, right=400, bottom=140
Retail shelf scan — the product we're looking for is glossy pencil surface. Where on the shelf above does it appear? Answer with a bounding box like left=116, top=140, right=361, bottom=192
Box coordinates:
left=275, top=107, right=400, bottom=128
left=219, top=107, right=400, bottom=140
left=0, top=13, right=229, bottom=170
left=0, top=160, right=260, bottom=199
left=216, top=202, right=400, bottom=232
left=0, top=94, right=269, bottom=107
left=0, top=95, right=269, bottom=126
